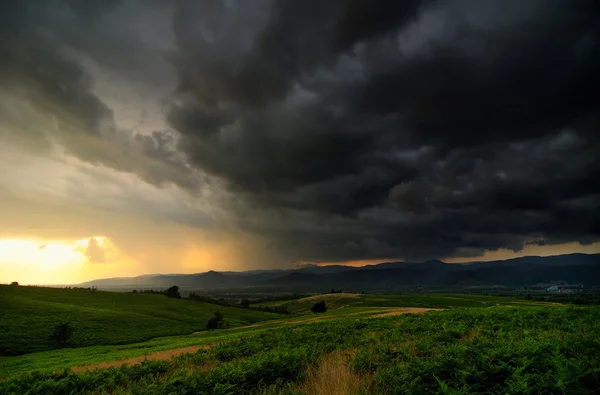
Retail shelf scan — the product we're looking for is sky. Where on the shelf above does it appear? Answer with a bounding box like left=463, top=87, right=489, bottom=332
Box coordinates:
left=0, top=0, right=599, bottom=285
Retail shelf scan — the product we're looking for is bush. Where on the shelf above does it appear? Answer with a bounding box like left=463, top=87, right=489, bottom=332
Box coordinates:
left=10, top=281, right=18, bottom=286
left=206, top=311, right=225, bottom=330
left=51, top=322, right=74, bottom=347
left=165, top=285, right=181, bottom=299
left=311, top=301, right=327, bottom=313
left=241, top=299, right=251, bottom=309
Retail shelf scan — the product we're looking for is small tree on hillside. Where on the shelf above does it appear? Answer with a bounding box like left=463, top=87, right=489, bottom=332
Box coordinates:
left=311, top=301, right=327, bottom=314
left=240, top=299, right=250, bottom=309
left=10, top=281, right=18, bottom=286
left=51, top=322, right=74, bottom=347
left=165, top=285, right=181, bottom=299
left=206, top=311, right=225, bottom=330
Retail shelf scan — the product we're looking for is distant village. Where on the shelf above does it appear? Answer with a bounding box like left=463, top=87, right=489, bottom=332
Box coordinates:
left=546, top=284, right=584, bottom=292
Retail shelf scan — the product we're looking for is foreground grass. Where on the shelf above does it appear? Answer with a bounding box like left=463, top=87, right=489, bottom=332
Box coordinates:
left=0, top=285, right=278, bottom=355
left=0, top=307, right=420, bottom=377
left=254, top=292, right=556, bottom=314
left=2, top=306, right=598, bottom=394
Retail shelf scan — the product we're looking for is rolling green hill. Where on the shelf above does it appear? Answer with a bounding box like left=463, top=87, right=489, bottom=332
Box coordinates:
left=253, top=292, right=557, bottom=314
left=1, top=306, right=598, bottom=394
left=0, top=285, right=278, bottom=355
left=1, top=286, right=597, bottom=394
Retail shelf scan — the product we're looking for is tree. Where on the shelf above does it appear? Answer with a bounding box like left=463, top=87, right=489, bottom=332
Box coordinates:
left=165, top=285, right=181, bottom=299
left=206, top=311, right=225, bottom=330
left=10, top=281, right=18, bottom=286
left=240, top=299, right=250, bottom=309
left=51, top=322, right=74, bottom=347
left=311, top=301, right=327, bottom=313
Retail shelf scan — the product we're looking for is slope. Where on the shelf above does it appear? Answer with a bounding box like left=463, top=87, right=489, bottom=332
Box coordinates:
left=254, top=293, right=557, bottom=314
left=2, top=306, right=598, bottom=394
left=0, top=285, right=278, bottom=355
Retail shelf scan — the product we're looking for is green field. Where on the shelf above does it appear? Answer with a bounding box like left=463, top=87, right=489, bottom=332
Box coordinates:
left=253, top=292, right=556, bottom=314
left=1, top=286, right=599, bottom=394
left=0, top=305, right=437, bottom=377
left=2, top=306, right=599, bottom=394
left=0, top=285, right=278, bottom=355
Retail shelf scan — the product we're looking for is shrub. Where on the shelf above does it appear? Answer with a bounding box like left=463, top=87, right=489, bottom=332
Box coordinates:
left=206, top=311, right=225, bottom=330
left=10, top=281, right=18, bottom=286
left=51, top=322, right=74, bottom=347
left=241, top=299, right=251, bottom=309
left=311, top=301, right=327, bottom=313
left=165, top=285, right=181, bottom=299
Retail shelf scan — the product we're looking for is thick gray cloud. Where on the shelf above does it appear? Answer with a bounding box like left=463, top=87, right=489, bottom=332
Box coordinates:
left=0, top=0, right=201, bottom=191
left=1, top=0, right=599, bottom=263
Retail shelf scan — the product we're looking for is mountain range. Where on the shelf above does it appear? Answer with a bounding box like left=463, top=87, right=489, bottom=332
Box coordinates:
left=77, top=253, right=600, bottom=292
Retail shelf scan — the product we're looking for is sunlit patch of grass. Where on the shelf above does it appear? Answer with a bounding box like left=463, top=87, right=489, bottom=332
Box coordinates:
left=301, top=350, right=367, bottom=395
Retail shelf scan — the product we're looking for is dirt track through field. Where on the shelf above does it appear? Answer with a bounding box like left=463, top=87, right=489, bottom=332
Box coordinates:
left=70, top=345, right=210, bottom=373
left=70, top=307, right=439, bottom=373
left=369, top=308, right=442, bottom=317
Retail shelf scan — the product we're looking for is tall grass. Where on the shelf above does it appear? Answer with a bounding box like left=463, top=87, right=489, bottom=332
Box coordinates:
left=301, top=351, right=366, bottom=395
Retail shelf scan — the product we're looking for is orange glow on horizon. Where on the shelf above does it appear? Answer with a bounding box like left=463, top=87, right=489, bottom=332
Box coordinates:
left=315, top=242, right=600, bottom=267
left=314, top=258, right=401, bottom=267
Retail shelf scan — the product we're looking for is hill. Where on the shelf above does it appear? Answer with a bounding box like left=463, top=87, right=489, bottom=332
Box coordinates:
left=0, top=285, right=278, bottom=356
left=253, top=292, right=556, bottom=314
left=2, top=306, right=599, bottom=394
left=77, top=253, right=600, bottom=292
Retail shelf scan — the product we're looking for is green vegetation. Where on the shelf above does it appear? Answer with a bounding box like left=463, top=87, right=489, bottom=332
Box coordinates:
left=0, top=285, right=278, bottom=355
left=310, top=301, right=327, bottom=313
left=0, top=306, right=419, bottom=377
left=50, top=322, right=75, bottom=348
left=2, top=286, right=597, bottom=394
left=253, top=292, right=555, bottom=314
left=1, top=306, right=598, bottom=394
left=206, top=311, right=227, bottom=330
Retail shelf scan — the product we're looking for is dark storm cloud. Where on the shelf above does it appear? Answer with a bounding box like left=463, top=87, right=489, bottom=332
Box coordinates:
left=168, top=0, right=600, bottom=261
left=353, top=2, right=600, bottom=148
left=0, top=0, right=113, bottom=137
left=0, top=0, right=114, bottom=135
left=0, top=0, right=198, bottom=190
left=0, top=40, right=114, bottom=136
left=171, top=0, right=428, bottom=108
left=2, top=0, right=599, bottom=262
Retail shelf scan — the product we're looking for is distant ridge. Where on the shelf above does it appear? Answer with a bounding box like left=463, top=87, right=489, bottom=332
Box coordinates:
left=78, top=253, right=600, bottom=291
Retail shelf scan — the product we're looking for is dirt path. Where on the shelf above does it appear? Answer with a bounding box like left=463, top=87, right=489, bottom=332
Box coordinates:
left=299, top=293, right=361, bottom=302
left=71, top=345, right=209, bottom=373
left=70, top=307, right=439, bottom=373
left=369, top=307, right=442, bottom=318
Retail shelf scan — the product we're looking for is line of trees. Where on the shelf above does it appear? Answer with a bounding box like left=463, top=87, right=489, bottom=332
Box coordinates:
left=188, top=292, right=231, bottom=306
left=130, top=286, right=180, bottom=298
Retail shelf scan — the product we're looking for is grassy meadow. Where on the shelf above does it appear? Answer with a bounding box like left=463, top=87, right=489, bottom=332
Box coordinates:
left=1, top=306, right=599, bottom=394
left=0, top=285, right=278, bottom=355
left=1, top=285, right=599, bottom=394
left=253, top=292, right=557, bottom=314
